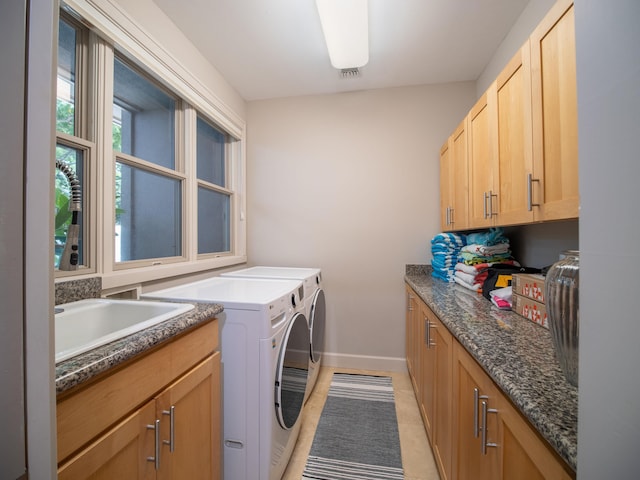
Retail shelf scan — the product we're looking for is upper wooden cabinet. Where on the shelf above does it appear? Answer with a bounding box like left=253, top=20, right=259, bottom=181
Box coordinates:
left=468, top=90, right=498, bottom=228
left=495, top=42, right=535, bottom=225
left=439, top=0, right=578, bottom=229
left=440, top=120, right=470, bottom=231
left=440, top=139, right=453, bottom=230
left=530, top=0, right=579, bottom=221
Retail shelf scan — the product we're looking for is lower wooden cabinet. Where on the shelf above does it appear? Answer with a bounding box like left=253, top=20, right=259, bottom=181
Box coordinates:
left=57, top=319, right=221, bottom=480
left=453, top=342, right=501, bottom=480
left=407, top=286, right=453, bottom=480
left=427, top=305, right=454, bottom=480
left=406, top=285, right=574, bottom=480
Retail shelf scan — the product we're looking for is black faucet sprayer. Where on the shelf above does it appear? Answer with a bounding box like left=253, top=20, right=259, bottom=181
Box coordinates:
left=55, top=159, right=82, bottom=270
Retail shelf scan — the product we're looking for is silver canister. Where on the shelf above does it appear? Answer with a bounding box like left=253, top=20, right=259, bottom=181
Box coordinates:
left=545, top=250, right=579, bottom=386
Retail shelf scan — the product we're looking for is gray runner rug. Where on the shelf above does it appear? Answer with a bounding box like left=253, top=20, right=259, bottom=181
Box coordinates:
left=301, top=373, right=404, bottom=480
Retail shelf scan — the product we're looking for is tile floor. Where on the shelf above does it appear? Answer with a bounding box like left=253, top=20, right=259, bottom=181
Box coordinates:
left=282, top=366, right=441, bottom=480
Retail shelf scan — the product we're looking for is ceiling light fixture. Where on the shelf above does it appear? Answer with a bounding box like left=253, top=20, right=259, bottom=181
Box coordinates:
left=316, top=0, right=369, bottom=70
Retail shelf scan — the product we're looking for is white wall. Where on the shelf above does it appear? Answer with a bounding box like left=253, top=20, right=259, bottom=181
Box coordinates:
left=110, top=0, right=246, bottom=119
left=575, top=0, right=640, bottom=477
left=246, top=83, right=476, bottom=370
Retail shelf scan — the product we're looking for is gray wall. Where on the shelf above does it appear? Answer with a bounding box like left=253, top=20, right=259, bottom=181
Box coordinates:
left=575, top=0, right=640, bottom=477
left=0, top=0, right=27, bottom=476
left=25, top=0, right=58, bottom=477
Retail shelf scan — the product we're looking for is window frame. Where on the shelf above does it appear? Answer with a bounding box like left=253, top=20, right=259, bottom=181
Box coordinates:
left=111, top=52, right=186, bottom=269
left=195, top=111, right=234, bottom=259
left=57, top=1, right=247, bottom=290
left=55, top=10, right=95, bottom=277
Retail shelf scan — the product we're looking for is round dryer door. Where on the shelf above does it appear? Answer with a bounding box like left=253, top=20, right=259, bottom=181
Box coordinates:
left=275, top=312, right=310, bottom=429
left=310, top=289, right=326, bottom=364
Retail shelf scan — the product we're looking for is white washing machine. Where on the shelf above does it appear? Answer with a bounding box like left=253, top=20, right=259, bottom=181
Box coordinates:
left=221, top=266, right=326, bottom=404
left=141, top=277, right=310, bottom=480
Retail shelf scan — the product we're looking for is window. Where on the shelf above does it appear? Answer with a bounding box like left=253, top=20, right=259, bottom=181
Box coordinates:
left=113, top=55, right=183, bottom=264
left=54, top=3, right=245, bottom=286
left=55, top=13, right=92, bottom=272
left=197, top=115, right=231, bottom=255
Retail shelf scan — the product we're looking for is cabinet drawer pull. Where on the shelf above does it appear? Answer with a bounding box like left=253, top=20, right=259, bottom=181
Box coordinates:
left=483, top=192, right=488, bottom=219
left=481, top=400, right=498, bottom=455
left=489, top=190, right=498, bottom=217
left=147, top=419, right=161, bottom=470
left=163, top=405, right=175, bottom=452
left=428, top=322, right=436, bottom=348
left=527, top=174, right=540, bottom=211
left=473, top=388, right=480, bottom=437
left=424, top=318, right=430, bottom=347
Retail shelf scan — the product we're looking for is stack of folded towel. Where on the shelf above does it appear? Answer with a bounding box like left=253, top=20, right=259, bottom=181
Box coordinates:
left=431, top=232, right=466, bottom=282
left=453, top=228, right=519, bottom=292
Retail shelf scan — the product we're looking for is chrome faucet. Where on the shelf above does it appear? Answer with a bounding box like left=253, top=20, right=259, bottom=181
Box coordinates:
left=55, top=160, right=82, bottom=270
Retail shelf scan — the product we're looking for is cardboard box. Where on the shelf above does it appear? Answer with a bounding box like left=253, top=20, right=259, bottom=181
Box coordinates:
left=512, top=273, right=547, bottom=304
left=512, top=294, right=548, bottom=329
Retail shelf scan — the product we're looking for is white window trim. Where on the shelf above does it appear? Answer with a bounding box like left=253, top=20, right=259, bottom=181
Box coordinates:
left=57, top=0, right=247, bottom=291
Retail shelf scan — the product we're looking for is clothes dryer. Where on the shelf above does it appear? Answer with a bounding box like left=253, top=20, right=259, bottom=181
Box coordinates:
left=221, top=266, right=325, bottom=403
left=142, top=277, right=309, bottom=480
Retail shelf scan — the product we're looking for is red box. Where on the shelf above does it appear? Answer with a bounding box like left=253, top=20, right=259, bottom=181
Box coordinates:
left=512, top=273, right=546, bottom=304
left=512, top=294, right=548, bottom=329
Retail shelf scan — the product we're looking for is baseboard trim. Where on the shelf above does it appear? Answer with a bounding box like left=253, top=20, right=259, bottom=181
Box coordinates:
left=321, top=352, right=408, bottom=373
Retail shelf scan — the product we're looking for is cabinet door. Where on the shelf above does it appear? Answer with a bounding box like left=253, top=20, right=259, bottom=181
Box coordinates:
left=157, top=353, right=220, bottom=480
left=495, top=42, right=535, bottom=226
left=530, top=0, right=579, bottom=221
left=413, top=299, right=424, bottom=401
left=406, top=287, right=418, bottom=385
left=468, top=90, right=498, bottom=228
left=497, top=395, right=573, bottom=480
left=57, top=401, right=156, bottom=480
left=431, top=312, right=453, bottom=480
left=440, top=138, right=454, bottom=231
left=420, top=303, right=436, bottom=442
left=450, top=120, right=470, bottom=230
left=453, top=343, right=499, bottom=480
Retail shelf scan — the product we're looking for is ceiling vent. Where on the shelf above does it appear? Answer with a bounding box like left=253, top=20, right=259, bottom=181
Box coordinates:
left=340, top=68, right=361, bottom=79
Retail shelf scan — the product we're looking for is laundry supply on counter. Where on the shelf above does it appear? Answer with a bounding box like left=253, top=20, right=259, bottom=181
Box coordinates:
left=489, top=286, right=513, bottom=310
left=430, top=232, right=466, bottom=282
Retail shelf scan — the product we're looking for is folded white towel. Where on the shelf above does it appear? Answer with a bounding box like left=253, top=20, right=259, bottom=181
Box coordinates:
left=454, top=270, right=477, bottom=285
left=453, top=276, right=482, bottom=292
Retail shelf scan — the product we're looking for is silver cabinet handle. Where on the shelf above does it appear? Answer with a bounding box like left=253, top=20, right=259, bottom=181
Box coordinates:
left=481, top=401, right=498, bottom=455
left=445, top=206, right=450, bottom=226
left=407, top=294, right=414, bottom=311
left=449, top=207, right=454, bottom=225
left=428, top=321, right=436, bottom=348
left=527, top=173, right=540, bottom=211
left=474, top=389, right=490, bottom=437
left=483, top=192, right=488, bottom=219
left=424, top=317, right=430, bottom=346
left=473, top=388, right=480, bottom=437
left=147, top=419, right=161, bottom=470
left=163, top=405, right=175, bottom=452
left=488, top=190, right=497, bottom=217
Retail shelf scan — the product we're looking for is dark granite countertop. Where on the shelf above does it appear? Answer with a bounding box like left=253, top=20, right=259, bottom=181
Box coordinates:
left=405, top=264, right=577, bottom=472
left=55, top=302, right=223, bottom=395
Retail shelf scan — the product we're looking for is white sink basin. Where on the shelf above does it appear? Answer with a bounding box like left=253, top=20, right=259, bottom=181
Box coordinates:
left=55, top=298, right=194, bottom=363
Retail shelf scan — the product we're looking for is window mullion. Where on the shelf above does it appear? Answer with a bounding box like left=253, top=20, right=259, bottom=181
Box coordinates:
left=184, top=105, right=198, bottom=262
left=93, top=38, right=115, bottom=276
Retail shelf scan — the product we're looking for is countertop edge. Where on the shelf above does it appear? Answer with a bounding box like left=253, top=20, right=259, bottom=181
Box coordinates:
left=55, top=302, right=223, bottom=395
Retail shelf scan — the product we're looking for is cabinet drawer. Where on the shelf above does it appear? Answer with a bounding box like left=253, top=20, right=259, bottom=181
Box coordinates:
left=57, top=319, right=217, bottom=463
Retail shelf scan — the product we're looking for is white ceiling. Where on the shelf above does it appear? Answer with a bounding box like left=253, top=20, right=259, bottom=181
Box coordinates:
left=152, top=0, right=530, bottom=101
